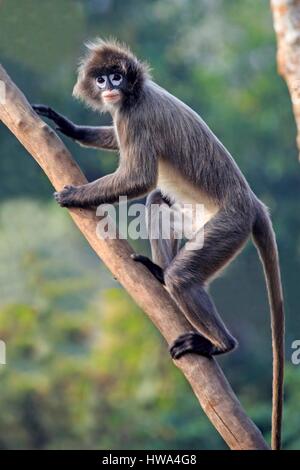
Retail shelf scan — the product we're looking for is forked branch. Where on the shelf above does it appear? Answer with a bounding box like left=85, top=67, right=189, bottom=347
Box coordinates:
left=0, top=65, right=269, bottom=450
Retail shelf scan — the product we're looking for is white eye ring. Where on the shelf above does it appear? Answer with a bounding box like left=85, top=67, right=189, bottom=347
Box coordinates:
left=96, top=75, right=107, bottom=89
left=109, top=73, right=123, bottom=86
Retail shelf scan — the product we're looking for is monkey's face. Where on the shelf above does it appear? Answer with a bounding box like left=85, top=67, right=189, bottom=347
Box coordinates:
left=73, top=39, right=149, bottom=112
left=73, top=66, right=129, bottom=112
left=95, top=70, right=126, bottom=107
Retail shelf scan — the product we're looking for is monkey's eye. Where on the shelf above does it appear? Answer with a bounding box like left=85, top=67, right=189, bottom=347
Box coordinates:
left=109, top=73, right=123, bottom=86
left=96, top=75, right=107, bottom=89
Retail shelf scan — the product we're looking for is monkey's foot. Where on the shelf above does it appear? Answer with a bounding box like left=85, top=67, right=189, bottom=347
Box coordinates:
left=169, top=332, right=218, bottom=359
left=54, top=185, right=81, bottom=208
left=131, top=254, right=165, bottom=284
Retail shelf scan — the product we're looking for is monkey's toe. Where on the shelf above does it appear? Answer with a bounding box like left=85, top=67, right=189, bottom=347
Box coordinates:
left=170, top=332, right=217, bottom=359
left=131, top=254, right=165, bottom=284
left=53, top=191, right=65, bottom=207
left=54, top=185, right=78, bottom=207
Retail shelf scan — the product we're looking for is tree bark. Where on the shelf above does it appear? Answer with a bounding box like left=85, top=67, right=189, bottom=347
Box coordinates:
left=0, top=64, right=269, bottom=450
left=270, top=0, right=300, bottom=159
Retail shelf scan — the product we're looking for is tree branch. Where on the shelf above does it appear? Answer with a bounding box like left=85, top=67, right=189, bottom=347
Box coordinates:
left=270, top=0, right=300, bottom=160
left=0, top=64, right=269, bottom=450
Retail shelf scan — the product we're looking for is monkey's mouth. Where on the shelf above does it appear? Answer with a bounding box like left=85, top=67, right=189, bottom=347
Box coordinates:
left=102, top=91, right=121, bottom=103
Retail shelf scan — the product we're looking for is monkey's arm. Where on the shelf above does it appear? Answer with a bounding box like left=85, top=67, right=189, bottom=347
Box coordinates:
left=54, top=150, right=158, bottom=208
left=32, top=105, right=118, bottom=151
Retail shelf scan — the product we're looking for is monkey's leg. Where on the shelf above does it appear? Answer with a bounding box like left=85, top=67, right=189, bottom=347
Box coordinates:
left=132, top=189, right=180, bottom=283
left=165, top=209, right=252, bottom=359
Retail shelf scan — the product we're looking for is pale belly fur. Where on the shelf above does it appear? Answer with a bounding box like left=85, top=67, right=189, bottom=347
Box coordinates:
left=156, top=160, right=219, bottom=235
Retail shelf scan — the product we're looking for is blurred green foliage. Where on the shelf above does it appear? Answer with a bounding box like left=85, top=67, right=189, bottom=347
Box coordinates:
left=0, top=0, right=299, bottom=449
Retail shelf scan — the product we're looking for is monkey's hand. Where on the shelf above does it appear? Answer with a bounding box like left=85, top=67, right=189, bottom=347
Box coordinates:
left=32, top=104, right=78, bottom=140
left=54, top=185, right=84, bottom=208
left=54, top=183, right=100, bottom=208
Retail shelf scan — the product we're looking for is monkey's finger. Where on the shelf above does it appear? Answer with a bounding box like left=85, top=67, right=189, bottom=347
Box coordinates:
left=170, top=343, right=196, bottom=359
left=170, top=333, right=196, bottom=351
left=33, top=105, right=77, bottom=137
left=53, top=185, right=80, bottom=208
left=32, top=104, right=46, bottom=112
left=170, top=339, right=207, bottom=359
left=53, top=191, right=70, bottom=207
left=170, top=332, right=216, bottom=359
left=32, top=104, right=65, bottom=126
left=131, top=253, right=146, bottom=262
left=169, top=338, right=193, bottom=355
left=32, top=104, right=53, bottom=117
left=53, top=191, right=63, bottom=203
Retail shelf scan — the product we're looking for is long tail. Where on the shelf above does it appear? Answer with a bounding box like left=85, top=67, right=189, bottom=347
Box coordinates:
left=252, top=202, right=285, bottom=450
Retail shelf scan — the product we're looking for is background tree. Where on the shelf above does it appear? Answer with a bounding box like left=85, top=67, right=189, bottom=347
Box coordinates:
left=271, top=0, right=300, bottom=159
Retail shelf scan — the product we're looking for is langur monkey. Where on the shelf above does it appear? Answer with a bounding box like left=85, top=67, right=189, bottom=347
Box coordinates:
left=33, top=39, right=285, bottom=450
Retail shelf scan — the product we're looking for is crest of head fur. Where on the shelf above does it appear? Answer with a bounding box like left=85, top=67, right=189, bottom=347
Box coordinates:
left=73, top=38, right=150, bottom=110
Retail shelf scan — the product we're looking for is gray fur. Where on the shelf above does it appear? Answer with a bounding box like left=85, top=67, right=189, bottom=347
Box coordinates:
left=33, top=39, right=284, bottom=450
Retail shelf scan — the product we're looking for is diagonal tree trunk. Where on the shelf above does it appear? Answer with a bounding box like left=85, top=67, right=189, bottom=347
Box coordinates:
left=0, top=64, right=269, bottom=450
left=270, top=0, right=300, bottom=159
